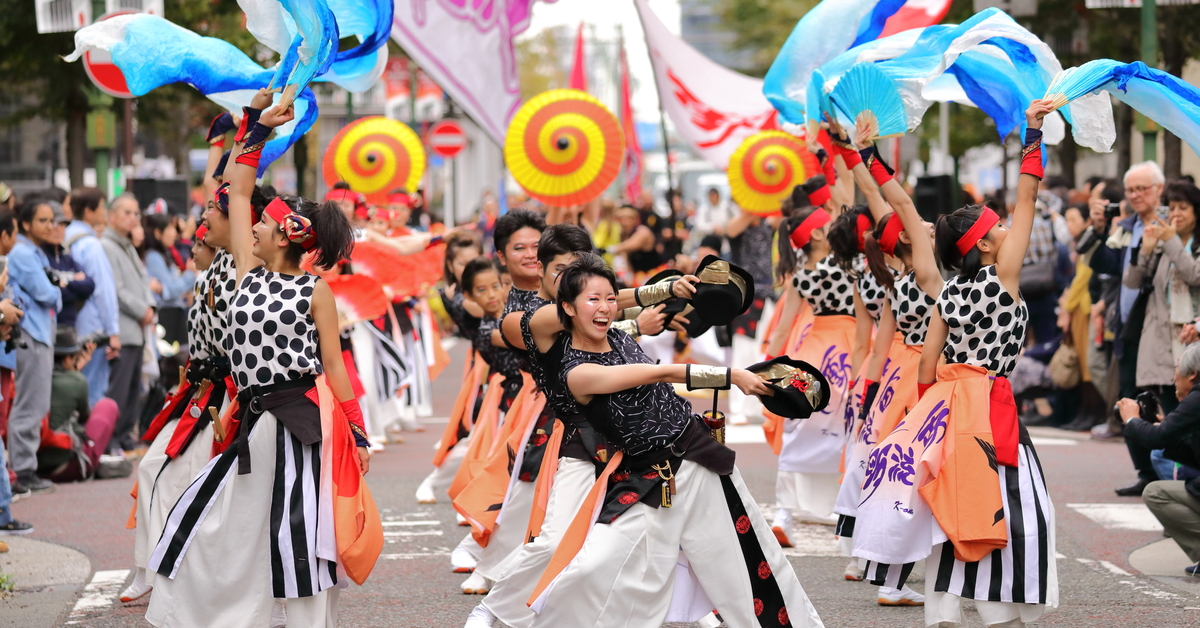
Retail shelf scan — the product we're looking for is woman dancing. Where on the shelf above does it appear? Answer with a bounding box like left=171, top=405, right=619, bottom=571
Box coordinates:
left=853, top=102, right=1057, bottom=628
left=521, top=253, right=821, bottom=628
left=146, top=92, right=378, bottom=628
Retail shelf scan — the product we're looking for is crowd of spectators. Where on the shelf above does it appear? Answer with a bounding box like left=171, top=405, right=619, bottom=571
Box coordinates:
left=0, top=185, right=199, bottom=537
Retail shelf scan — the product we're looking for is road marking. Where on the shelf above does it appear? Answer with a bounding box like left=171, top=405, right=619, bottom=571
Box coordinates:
left=1067, top=503, right=1163, bottom=531
left=382, top=552, right=452, bottom=559
left=384, top=529, right=444, bottom=537
left=64, top=569, right=130, bottom=625
left=382, top=520, right=441, bottom=526
left=724, top=427, right=1080, bottom=447
left=1075, top=558, right=1184, bottom=600
left=1029, top=436, right=1077, bottom=446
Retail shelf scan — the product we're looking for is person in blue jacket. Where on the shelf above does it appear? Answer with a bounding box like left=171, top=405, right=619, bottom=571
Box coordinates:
left=41, top=202, right=94, bottom=330
left=7, top=199, right=63, bottom=495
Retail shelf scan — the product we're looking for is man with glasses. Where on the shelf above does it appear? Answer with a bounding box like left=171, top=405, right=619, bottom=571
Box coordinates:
left=1091, top=161, right=1170, bottom=496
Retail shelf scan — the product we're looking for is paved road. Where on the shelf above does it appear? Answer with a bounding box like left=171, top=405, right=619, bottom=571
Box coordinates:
left=6, top=342, right=1200, bottom=627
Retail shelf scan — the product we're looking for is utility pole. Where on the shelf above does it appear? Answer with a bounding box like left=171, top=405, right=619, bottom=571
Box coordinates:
left=1141, top=0, right=1158, bottom=162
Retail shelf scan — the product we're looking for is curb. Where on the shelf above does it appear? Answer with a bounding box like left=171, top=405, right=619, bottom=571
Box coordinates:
left=0, top=537, right=92, bottom=628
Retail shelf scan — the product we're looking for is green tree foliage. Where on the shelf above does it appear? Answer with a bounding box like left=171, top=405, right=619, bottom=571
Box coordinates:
left=516, top=27, right=570, bottom=101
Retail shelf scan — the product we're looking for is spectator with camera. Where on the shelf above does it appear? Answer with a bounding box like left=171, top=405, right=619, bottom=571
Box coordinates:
left=66, top=188, right=120, bottom=408
left=101, top=195, right=155, bottom=454
left=7, top=199, right=63, bottom=495
left=1117, top=342, right=1200, bottom=574
left=139, top=213, right=193, bottom=349
left=1090, top=162, right=1176, bottom=495
left=41, top=201, right=94, bottom=329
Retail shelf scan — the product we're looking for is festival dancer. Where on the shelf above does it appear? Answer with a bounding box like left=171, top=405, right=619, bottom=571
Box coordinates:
left=832, top=124, right=939, bottom=606
left=769, top=185, right=856, bottom=542
left=524, top=253, right=823, bottom=628
left=146, top=92, right=379, bottom=628
left=853, top=102, right=1057, bottom=628
left=416, top=231, right=487, bottom=505
left=463, top=224, right=684, bottom=628
left=453, top=209, right=548, bottom=595
left=120, top=113, right=246, bottom=604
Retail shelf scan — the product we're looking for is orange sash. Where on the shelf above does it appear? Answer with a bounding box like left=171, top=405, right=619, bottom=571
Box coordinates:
left=433, top=349, right=487, bottom=468
left=448, top=373, right=506, bottom=500
left=916, top=364, right=1008, bottom=563
left=525, top=419, right=565, bottom=542
left=527, top=451, right=624, bottom=610
left=454, top=373, right=544, bottom=546
left=313, top=375, right=384, bottom=585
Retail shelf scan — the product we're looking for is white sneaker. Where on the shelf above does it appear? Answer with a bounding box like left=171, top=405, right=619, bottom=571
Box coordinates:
left=416, top=477, right=437, bottom=504
left=119, top=568, right=152, bottom=603
left=696, top=612, right=722, bottom=627
left=461, top=571, right=492, bottom=594
left=270, top=598, right=287, bottom=628
left=844, top=559, right=864, bottom=581
left=456, top=511, right=470, bottom=526
left=464, top=603, right=496, bottom=628
left=796, top=513, right=838, bottom=526
left=451, top=543, right=478, bottom=573
left=727, top=413, right=750, bottom=426
left=877, top=585, right=924, bottom=606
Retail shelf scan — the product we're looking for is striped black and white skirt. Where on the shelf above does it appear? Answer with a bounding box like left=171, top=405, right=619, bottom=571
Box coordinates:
left=145, top=410, right=339, bottom=628
left=925, top=443, right=1058, bottom=625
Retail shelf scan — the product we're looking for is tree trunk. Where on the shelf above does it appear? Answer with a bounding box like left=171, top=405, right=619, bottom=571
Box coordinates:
left=1059, top=121, right=1077, bottom=187
left=66, top=101, right=87, bottom=190
left=1116, top=101, right=1132, bottom=177
left=294, top=129, right=308, bottom=198
left=1163, top=42, right=1185, bottom=180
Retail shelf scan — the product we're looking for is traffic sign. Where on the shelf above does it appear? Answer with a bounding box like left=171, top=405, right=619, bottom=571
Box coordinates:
left=428, top=119, right=467, bottom=158
left=82, top=12, right=136, bottom=98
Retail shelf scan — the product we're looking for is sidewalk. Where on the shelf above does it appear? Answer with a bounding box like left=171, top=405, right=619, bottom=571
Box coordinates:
left=0, top=536, right=92, bottom=628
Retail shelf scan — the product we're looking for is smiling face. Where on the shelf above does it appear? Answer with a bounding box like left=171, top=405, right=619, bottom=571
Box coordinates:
left=203, top=203, right=231, bottom=249
left=498, top=226, right=542, bottom=287
left=563, top=275, right=618, bottom=345
left=468, top=268, right=506, bottom=318
left=252, top=211, right=287, bottom=262
left=540, top=252, right=578, bottom=299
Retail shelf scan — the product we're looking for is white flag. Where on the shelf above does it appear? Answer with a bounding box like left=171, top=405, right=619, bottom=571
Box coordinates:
left=634, top=0, right=779, bottom=169
left=391, top=0, right=545, bottom=145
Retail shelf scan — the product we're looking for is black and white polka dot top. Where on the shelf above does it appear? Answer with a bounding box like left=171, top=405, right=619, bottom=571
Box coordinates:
left=227, top=266, right=322, bottom=388
left=890, top=271, right=937, bottom=346
left=937, top=265, right=1028, bottom=377
left=855, top=256, right=891, bottom=323
left=193, top=250, right=236, bottom=360
left=792, top=259, right=855, bottom=316
left=187, top=262, right=211, bottom=360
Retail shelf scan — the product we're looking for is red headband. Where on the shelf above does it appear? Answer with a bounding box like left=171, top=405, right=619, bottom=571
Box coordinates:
left=387, top=193, right=412, bottom=207
left=855, top=213, right=872, bottom=252
left=955, top=207, right=1000, bottom=256
left=369, top=207, right=396, bottom=221
left=878, top=213, right=905, bottom=256
left=264, top=197, right=317, bottom=250
left=790, top=208, right=832, bottom=249
left=807, top=184, right=831, bottom=208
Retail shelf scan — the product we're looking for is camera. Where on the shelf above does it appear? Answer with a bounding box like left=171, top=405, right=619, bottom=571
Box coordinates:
left=44, top=267, right=75, bottom=289
left=1113, top=391, right=1163, bottom=424
left=4, top=323, right=24, bottom=353
left=1104, top=203, right=1121, bottom=221
left=80, top=332, right=110, bottom=348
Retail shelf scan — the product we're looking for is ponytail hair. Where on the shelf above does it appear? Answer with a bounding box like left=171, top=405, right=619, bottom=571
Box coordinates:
left=827, top=205, right=871, bottom=274
left=934, top=204, right=986, bottom=278
left=277, top=196, right=355, bottom=270
left=863, top=213, right=910, bottom=293
left=775, top=205, right=824, bottom=280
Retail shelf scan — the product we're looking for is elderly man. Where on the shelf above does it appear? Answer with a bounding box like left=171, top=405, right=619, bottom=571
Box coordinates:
left=101, top=195, right=155, bottom=453
left=1091, top=161, right=1171, bottom=496
left=1118, top=343, right=1200, bottom=574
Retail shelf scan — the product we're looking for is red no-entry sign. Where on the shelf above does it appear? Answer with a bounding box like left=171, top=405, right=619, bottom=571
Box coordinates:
left=83, top=11, right=136, bottom=98
left=429, top=120, right=467, bottom=159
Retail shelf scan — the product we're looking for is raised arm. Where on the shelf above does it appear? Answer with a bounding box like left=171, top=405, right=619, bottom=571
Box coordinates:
left=996, top=100, right=1054, bottom=295
left=566, top=362, right=770, bottom=405
left=227, top=89, right=281, bottom=282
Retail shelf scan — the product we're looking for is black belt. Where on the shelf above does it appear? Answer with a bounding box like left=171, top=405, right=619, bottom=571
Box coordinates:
left=233, top=375, right=320, bottom=475
left=186, top=356, right=232, bottom=385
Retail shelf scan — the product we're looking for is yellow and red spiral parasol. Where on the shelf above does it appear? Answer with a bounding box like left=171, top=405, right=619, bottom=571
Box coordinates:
left=322, top=116, right=426, bottom=206
left=504, top=89, right=625, bottom=207
left=727, top=130, right=820, bottom=215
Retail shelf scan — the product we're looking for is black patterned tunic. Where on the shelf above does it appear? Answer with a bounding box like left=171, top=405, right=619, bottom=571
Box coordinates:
left=937, top=265, right=1028, bottom=377
left=793, top=259, right=855, bottom=316
left=561, top=329, right=692, bottom=457
left=891, top=271, right=937, bottom=346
